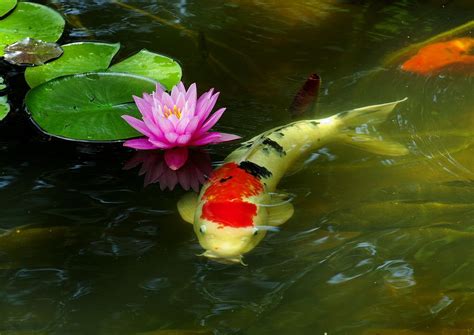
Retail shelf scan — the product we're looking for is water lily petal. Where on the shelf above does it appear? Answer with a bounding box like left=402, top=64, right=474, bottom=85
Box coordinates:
left=176, top=133, right=192, bottom=145
left=122, top=115, right=153, bottom=138
left=186, top=83, right=197, bottom=108
left=164, top=147, right=189, bottom=170
left=176, top=117, right=190, bottom=134
left=165, top=132, right=179, bottom=143
left=197, top=92, right=220, bottom=122
left=133, top=96, right=153, bottom=119
left=190, top=133, right=222, bottom=146
left=214, top=132, right=241, bottom=143
left=123, top=138, right=157, bottom=150
left=149, top=138, right=174, bottom=149
left=199, top=107, right=226, bottom=133
left=196, top=88, right=214, bottom=115
left=184, top=117, right=200, bottom=134
left=157, top=116, right=174, bottom=135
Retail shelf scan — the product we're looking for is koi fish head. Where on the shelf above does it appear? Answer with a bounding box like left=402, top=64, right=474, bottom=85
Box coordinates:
left=177, top=162, right=294, bottom=264
left=194, top=198, right=269, bottom=263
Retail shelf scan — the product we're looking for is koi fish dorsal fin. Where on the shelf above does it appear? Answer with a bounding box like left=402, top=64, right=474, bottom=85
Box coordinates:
left=336, top=98, right=409, bottom=157
left=177, top=192, right=198, bottom=224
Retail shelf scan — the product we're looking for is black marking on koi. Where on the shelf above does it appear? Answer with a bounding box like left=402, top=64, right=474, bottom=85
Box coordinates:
left=239, top=161, right=272, bottom=179
left=262, top=138, right=286, bottom=156
left=276, top=132, right=285, bottom=138
left=219, top=176, right=233, bottom=183
left=310, top=121, right=320, bottom=126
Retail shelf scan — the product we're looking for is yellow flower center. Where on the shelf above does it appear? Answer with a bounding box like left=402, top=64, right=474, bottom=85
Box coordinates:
left=163, top=105, right=182, bottom=119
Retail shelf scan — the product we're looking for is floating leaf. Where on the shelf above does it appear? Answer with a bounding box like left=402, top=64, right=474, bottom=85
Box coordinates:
left=0, top=96, right=10, bottom=121
left=0, top=2, right=64, bottom=57
left=3, top=37, right=63, bottom=66
left=0, top=0, right=16, bottom=17
left=25, top=72, right=157, bottom=141
left=25, top=42, right=121, bottom=88
left=108, top=49, right=181, bottom=90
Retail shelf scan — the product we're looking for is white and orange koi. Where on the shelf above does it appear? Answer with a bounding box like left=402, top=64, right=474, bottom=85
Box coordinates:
left=178, top=98, right=408, bottom=264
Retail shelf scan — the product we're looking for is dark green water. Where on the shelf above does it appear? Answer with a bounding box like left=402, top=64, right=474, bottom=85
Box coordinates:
left=1, top=1, right=473, bottom=334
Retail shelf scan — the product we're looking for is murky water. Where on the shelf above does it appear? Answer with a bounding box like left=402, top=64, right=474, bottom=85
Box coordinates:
left=1, top=0, right=473, bottom=334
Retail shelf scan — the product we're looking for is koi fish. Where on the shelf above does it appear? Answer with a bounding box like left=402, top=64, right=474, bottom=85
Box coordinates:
left=401, top=37, right=474, bottom=75
left=178, top=98, right=408, bottom=264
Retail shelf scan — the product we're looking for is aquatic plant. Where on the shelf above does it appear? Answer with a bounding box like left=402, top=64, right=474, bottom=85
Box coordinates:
left=122, top=82, right=240, bottom=170
left=0, top=2, right=64, bottom=57
left=0, top=76, right=8, bottom=121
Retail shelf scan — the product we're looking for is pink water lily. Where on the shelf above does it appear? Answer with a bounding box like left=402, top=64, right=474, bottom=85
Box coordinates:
left=122, top=82, right=240, bottom=170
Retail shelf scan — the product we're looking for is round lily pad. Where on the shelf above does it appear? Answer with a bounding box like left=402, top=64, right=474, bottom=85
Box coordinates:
left=108, top=49, right=182, bottom=90
left=0, top=0, right=16, bottom=17
left=25, top=72, right=157, bottom=141
left=25, top=42, right=121, bottom=88
left=0, top=96, right=10, bottom=121
left=0, top=2, right=64, bottom=57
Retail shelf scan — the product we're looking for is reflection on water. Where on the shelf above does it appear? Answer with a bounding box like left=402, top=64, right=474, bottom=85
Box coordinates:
left=1, top=0, right=473, bottom=334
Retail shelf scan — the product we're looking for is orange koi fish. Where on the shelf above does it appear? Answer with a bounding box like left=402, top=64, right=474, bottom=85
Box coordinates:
left=178, top=98, right=408, bottom=264
left=401, top=38, right=474, bottom=75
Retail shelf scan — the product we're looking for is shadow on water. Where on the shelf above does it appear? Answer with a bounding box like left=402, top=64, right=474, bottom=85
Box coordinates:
left=0, top=0, right=474, bottom=334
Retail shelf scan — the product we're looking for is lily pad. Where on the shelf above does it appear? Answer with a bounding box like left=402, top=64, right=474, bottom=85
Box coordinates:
left=108, top=49, right=181, bottom=90
left=4, top=37, right=63, bottom=66
left=0, top=0, right=16, bottom=17
left=0, top=96, right=10, bottom=121
left=0, top=2, right=64, bottom=57
left=25, top=72, right=157, bottom=141
left=25, top=42, right=120, bottom=88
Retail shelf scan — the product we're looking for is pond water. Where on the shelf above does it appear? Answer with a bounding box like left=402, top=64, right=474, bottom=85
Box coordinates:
left=1, top=0, right=474, bottom=334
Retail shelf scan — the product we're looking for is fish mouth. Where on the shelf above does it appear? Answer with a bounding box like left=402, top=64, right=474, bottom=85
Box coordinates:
left=200, top=251, right=247, bottom=266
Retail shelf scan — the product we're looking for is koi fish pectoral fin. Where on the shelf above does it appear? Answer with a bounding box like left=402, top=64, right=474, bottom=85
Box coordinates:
left=177, top=192, right=198, bottom=224
left=267, top=202, right=294, bottom=226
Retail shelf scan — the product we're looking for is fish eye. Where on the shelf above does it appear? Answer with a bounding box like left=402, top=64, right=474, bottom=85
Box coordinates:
left=199, top=225, right=207, bottom=234
left=252, top=228, right=259, bottom=236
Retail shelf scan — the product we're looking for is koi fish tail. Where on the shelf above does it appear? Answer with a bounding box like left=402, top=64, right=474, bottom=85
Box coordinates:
left=334, top=98, right=409, bottom=156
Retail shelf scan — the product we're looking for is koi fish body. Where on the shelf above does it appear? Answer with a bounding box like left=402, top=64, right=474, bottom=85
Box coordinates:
left=178, top=98, right=408, bottom=264
left=401, top=38, right=474, bottom=75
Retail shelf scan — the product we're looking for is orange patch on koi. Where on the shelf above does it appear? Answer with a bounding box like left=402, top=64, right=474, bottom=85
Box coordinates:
left=203, top=163, right=264, bottom=201
left=201, top=201, right=257, bottom=228
left=401, top=38, right=474, bottom=75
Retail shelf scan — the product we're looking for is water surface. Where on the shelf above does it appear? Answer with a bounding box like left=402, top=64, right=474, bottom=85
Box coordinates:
left=1, top=1, right=473, bottom=334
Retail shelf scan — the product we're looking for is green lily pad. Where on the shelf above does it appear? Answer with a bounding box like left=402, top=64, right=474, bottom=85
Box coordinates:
left=25, top=72, right=157, bottom=141
left=0, top=0, right=16, bottom=17
left=25, top=42, right=121, bottom=88
left=108, top=49, right=181, bottom=90
left=0, top=96, right=10, bottom=121
left=4, top=37, right=63, bottom=66
left=0, top=2, right=64, bottom=57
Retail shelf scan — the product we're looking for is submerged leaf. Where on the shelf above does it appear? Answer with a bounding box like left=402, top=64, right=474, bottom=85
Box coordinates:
left=108, top=49, right=182, bottom=89
left=25, top=42, right=120, bottom=87
left=0, top=77, right=5, bottom=91
left=25, top=72, right=157, bottom=141
left=3, top=37, right=63, bottom=66
left=0, top=2, right=64, bottom=57
left=0, top=96, right=10, bottom=121
left=0, top=0, right=16, bottom=17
